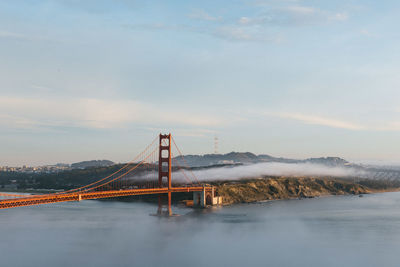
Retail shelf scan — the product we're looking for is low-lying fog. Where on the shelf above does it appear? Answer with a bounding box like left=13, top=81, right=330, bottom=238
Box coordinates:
left=135, top=162, right=367, bottom=183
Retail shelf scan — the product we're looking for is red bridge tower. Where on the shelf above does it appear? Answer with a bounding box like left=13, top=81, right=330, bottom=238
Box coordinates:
left=158, top=133, right=172, bottom=215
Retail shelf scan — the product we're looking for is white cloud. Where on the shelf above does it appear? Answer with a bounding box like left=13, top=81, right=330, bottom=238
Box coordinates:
left=377, top=122, right=400, bottom=132
left=141, top=127, right=216, bottom=138
left=253, top=0, right=300, bottom=7
left=188, top=9, right=220, bottom=21
left=261, top=111, right=400, bottom=132
left=0, top=96, right=223, bottom=130
left=330, top=12, right=348, bottom=21
left=128, top=3, right=347, bottom=43
left=360, top=29, right=378, bottom=38
left=263, top=112, right=364, bottom=130
left=0, top=30, right=27, bottom=39
left=176, top=128, right=216, bottom=137
left=360, top=29, right=371, bottom=36
left=214, top=26, right=253, bottom=41
left=280, top=113, right=363, bottom=130
left=213, top=26, right=279, bottom=42
left=238, top=17, right=252, bottom=25
left=0, top=30, right=57, bottom=43
left=286, top=6, right=316, bottom=15
left=0, top=114, right=39, bottom=129
left=237, top=5, right=348, bottom=27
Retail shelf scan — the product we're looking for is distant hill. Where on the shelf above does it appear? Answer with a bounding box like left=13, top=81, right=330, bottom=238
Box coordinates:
left=304, top=157, right=350, bottom=166
left=173, top=152, right=350, bottom=168
left=67, top=154, right=351, bottom=169
left=71, top=160, right=114, bottom=169
left=172, top=152, right=259, bottom=167
left=3, top=153, right=400, bottom=191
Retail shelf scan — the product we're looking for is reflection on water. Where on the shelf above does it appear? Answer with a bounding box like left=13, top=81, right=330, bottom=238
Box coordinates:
left=2, top=192, right=400, bottom=267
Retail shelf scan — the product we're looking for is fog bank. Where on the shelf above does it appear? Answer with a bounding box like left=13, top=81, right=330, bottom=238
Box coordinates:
left=179, top=162, right=366, bottom=182
left=134, top=162, right=367, bottom=183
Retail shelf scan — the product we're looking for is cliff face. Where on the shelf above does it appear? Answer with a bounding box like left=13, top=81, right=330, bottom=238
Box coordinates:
left=215, top=177, right=386, bottom=205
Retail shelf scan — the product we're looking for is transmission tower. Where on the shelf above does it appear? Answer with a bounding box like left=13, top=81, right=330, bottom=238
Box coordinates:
left=214, top=136, right=219, bottom=154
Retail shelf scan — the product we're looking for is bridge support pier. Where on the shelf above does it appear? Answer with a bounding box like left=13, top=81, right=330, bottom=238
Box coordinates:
left=193, top=187, right=222, bottom=208
left=168, top=191, right=172, bottom=216
left=157, top=194, right=162, bottom=214
left=156, top=192, right=173, bottom=216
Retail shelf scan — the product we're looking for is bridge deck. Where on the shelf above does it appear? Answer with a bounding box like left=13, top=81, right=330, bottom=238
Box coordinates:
left=0, top=187, right=210, bottom=209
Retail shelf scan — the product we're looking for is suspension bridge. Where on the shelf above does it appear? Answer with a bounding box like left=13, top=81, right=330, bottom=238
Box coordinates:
left=0, top=134, right=219, bottom=214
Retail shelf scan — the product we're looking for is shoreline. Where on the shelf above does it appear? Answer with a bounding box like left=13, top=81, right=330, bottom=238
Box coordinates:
left=213, top=177, right=400, bottom=205
left=2, top=177, right=400, bottom=207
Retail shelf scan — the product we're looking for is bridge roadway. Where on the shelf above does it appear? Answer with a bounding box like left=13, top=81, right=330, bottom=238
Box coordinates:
left=0, top=186, right=210, bottom=209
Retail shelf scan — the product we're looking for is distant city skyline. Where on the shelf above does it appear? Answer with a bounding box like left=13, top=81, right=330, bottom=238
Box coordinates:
left=1, top=0, right=400, bottom=166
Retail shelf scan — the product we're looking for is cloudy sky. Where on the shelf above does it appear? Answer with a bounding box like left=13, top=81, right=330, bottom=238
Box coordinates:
left=1, top=0, right=400, bottom=166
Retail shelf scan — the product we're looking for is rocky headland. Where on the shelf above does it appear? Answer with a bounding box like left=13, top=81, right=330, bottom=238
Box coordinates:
left=213, top=177, right=400, bottom=205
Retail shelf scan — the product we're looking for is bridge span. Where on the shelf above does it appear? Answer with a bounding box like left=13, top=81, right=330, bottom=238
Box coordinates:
left=0, top=134, right=220, bottom=213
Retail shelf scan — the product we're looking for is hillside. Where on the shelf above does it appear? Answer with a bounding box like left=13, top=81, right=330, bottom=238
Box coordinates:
left=215, top=177, right=400, bottom=205
left=173, top=152, right=350, bottom=167
left=2, top=152, right=400, bottom=191
left=71, top=160, right=114, bottom=169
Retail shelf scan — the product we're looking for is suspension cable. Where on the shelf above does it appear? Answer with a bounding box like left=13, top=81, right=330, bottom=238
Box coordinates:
left=0, top=136, right=159, bottom=201
left=171, top=153, right=195, bottom=185
left=79, top=147, right=158, bottom=193
left=171, top=136, right=200, bottom=184
left=60, top=136, right=158, bottom=193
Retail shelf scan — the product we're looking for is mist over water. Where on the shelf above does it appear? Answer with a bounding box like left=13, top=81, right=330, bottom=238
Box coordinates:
left=134, top=160, right=400, bottom=184
left=127, top=162, right=366, bottom=183
left=135, top=162, right=368, bottom=183
left=178, top=162, right=367, bottom=182
left=2, top=192, right=400, bottom=267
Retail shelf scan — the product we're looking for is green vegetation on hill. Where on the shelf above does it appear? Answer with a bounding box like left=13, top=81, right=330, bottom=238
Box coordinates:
left=2, top=163, right=400, bottom=205
left=71, top=160, right=114, bottom=169
left=214, top=177, right=400, bottom=204
left=0, top=164, right=127, bottom=190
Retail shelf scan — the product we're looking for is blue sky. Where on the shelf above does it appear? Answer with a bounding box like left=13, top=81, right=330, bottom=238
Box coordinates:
left=1, top=0, right=400, bottom=166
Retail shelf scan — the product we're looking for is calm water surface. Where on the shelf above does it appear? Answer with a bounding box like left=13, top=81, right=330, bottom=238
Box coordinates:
left=2, top=192, right=400, bottom=267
